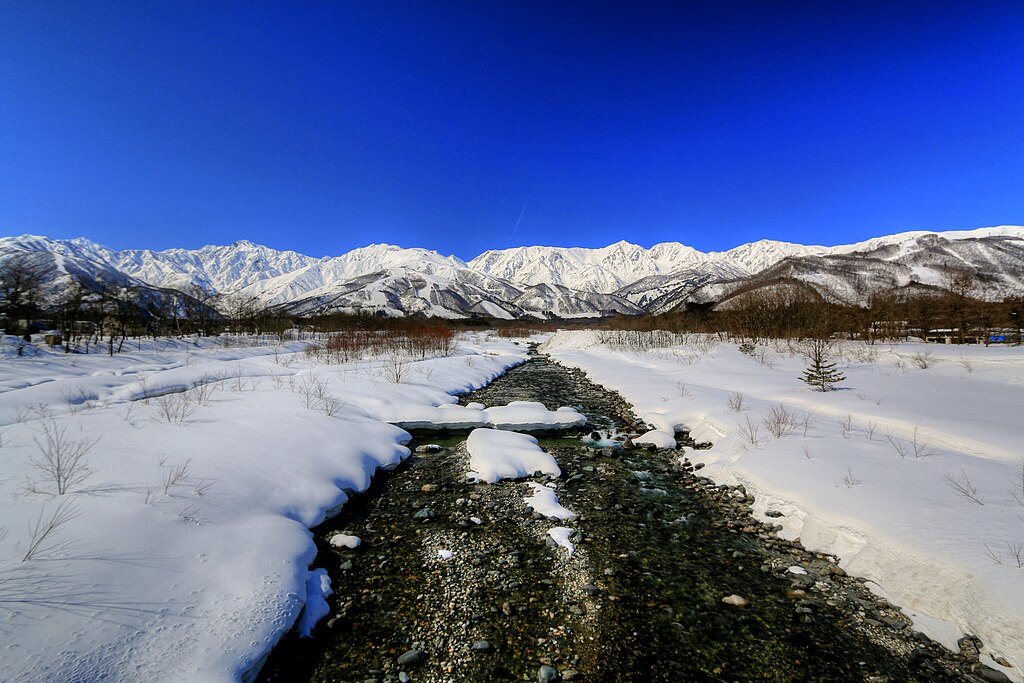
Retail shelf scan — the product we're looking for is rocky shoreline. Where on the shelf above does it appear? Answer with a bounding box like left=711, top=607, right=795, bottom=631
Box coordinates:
left=256, top=351, right=1006, bottom=683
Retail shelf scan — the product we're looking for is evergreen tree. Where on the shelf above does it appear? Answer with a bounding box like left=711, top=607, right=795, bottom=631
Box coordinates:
left=801, top=338, right=845, bottom=391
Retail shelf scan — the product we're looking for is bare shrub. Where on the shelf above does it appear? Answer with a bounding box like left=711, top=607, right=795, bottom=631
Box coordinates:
left=60, top=385, right=95, bottom=414
left=229, top=368, right=255, bottom=393
left=22, top=499, right=81, bottom=561
left=762, top=404, right=798, bottom=438
left=271, top=349, right=295, bottom=367
left=162, top=458, right=193, bottom=495
left=1011, top=457, right=1024, bottom=507
left=799, top=409, right=817, bottom=438
left=737, top=415, right=764, bottom=448
left=865, top=420, right=878, bottom=441
left=841, top=468, right=862, bottom=488
left=26, top=419, right=98, bottom=495
left=297, top=375, right=329, bottom=409
left=189, top=378, right=218, bottom=406
left=801, top=443, right=812, bottom=459
left=726, top=391, right=745, bottom=412
left=676, top=382, right=691, bottom=398
left=154, top=392, right=198, bottom=424
left=911, top=350, right=935, bottom=370
left=944, top=469, right=984, bottom=505
left=752, top=347, right=774, bottom=369
left=849, top=346, right=879, bottom=363
left=884, top=423, right=935, bottom=459
left=320, top=396, right=343, bottom=417
left=381, top=355, right=408, bottom=384
left=837, top=414, right=855, bottom=439
left=958, top=354, right=974, bottom=374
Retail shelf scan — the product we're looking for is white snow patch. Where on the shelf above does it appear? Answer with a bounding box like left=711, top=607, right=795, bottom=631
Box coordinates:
left=328, top=534, right=361, bottom=549
left=546, top=527, right=576, bottom=557
left=525, top=482, right=577, bottom=520
left=466, top=428, right=561, bottom=483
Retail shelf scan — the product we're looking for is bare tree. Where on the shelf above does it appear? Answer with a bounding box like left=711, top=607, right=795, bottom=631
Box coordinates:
left=0, top=254, right=45, bottom=337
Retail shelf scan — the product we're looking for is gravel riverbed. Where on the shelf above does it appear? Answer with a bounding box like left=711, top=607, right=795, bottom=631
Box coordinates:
left=257, top=350, right=997, bottom=683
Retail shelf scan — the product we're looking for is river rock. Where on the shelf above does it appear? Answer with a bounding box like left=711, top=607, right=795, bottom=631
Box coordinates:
left=722, top=594, right=749, bottom=607
left=538, top=664, right=559, bottom=682
left=397, top=649, right=426, bottom=667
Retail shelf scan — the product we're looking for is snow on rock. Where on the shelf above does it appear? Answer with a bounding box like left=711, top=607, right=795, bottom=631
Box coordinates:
left=329, top=534, right=361, bottom=549
left=525, top=482, right=577, bottom=520
left=297, top=569, right=333, bottom=638
left=389, top=400, right=585, bottom=431
left=466, top=428, right=561, bottom=483
left=546, top=527, right=576, bottom=557
left=438, top=549, right=454, bottom=561
left=484, top=401, right=586, bottom=430
left=633, top=429, right=677, bottom=449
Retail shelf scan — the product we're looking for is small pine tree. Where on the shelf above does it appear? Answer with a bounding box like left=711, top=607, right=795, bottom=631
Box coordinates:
left=801, top=338, right=845, bottom=391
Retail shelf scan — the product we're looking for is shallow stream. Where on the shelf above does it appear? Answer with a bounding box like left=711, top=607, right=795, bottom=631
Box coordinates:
left=256, top=350, right=978, bottom=682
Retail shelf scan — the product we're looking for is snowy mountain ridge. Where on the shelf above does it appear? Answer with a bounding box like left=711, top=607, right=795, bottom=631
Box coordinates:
left=2, top=226, right=1023, bottom=318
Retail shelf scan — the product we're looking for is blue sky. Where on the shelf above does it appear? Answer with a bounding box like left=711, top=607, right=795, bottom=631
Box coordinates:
left=2, top=1, right=1023, bottom=260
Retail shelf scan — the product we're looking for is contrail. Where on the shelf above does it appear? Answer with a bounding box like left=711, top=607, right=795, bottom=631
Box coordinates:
left=509, top=200, right=528, bottom=245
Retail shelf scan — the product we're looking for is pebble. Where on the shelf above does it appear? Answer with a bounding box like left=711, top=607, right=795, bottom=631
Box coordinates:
left=412, top=508, right=435, bottom=520
left=538, top=664, right=559, bottom=682
left=721, top=594, right=749, bottom=607
left=471, top=640, right=494, bottom=652
left=421, top=483, right=440, bottom=493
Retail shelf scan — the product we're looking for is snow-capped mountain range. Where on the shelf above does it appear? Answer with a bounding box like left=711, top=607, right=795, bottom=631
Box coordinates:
left=2, top=226, right=1023, bottom=319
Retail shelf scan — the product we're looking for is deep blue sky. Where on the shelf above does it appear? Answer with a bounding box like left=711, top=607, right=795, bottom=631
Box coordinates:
left=2, top=1, right=1023, bottom=260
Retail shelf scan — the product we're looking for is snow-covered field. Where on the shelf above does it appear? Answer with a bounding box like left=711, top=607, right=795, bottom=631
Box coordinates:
left=543, top=331, right=1024, bottom=679
left=0, top=333, right=529, bottom=682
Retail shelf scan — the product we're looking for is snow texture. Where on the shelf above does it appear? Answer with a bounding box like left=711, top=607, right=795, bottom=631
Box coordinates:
left=297, top=569, right=333, bottom=638
left=0, top=333, right=526, bottom=682
left=465, top=428, right=561, bottom=483
left=544, top=330, right=1024, bottom=678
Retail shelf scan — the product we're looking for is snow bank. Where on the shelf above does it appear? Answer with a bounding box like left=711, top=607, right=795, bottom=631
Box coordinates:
left=0, top=334, right=527, bottom=682
left=466, top=428, right=561, bottom=483
left=544, top=330, right=1024, bottom=677
left=296, top=569, right=333, bottom=638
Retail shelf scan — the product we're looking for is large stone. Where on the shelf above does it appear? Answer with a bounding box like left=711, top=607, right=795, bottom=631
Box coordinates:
left=538, top=665, right=559, bottom=683
left=397, top=649, right=427, bottom=667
